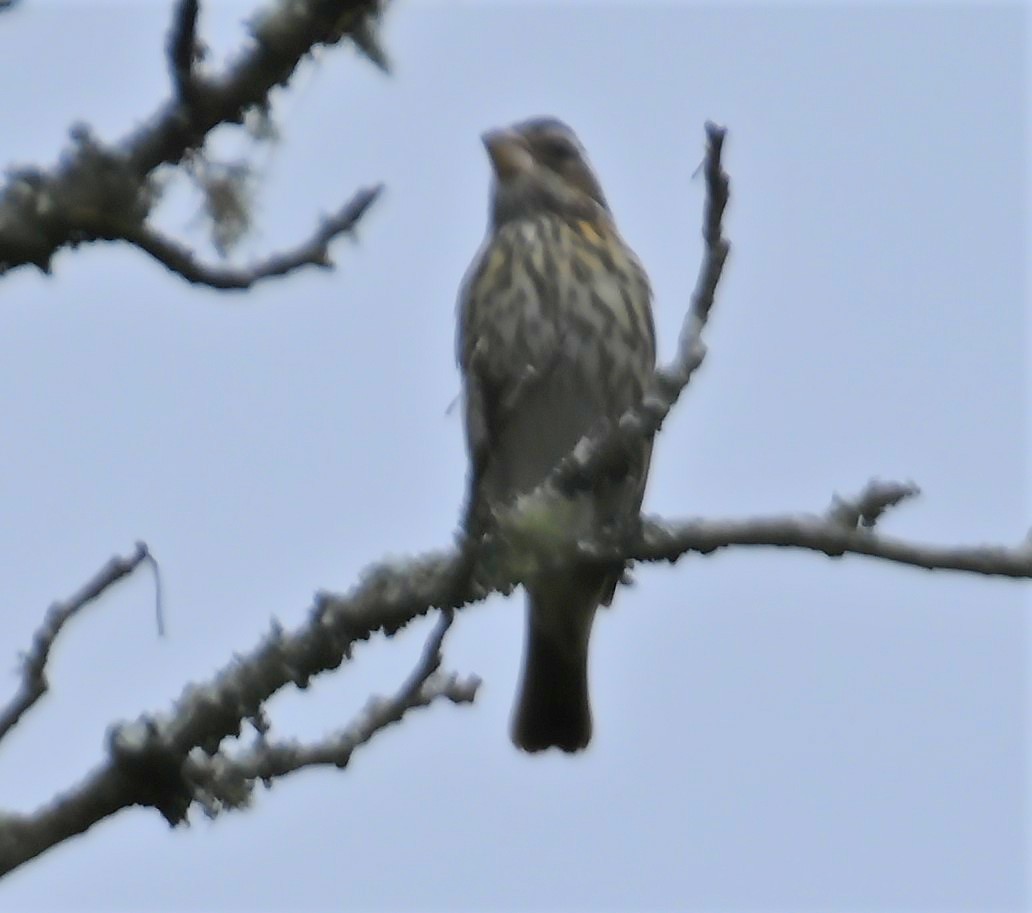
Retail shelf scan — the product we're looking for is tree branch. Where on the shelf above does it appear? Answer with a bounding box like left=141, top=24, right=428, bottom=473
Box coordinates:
left=184, top=610, right=478, bottom=816
left=3, top=471, right=1029, bottom=876
left=0, top=0, right=385, bottom=282
left=0, top=549, right=476, bottom=877
left=167, top=0, right=200, bottom=106
left=620, top=481, right=1032, bottom=578
left=91, top=184, right=382, bottom=289
left=551, top=121, right=730, bottom=499
left=0, top=543, right=156, bottom=745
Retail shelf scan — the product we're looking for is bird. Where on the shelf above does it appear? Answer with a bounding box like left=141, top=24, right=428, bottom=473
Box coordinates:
left=456, top=117, right=656, bottom=752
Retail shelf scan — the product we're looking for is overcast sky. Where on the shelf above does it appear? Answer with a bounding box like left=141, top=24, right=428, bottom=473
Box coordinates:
left=0, top=1, right=1027, bottom=910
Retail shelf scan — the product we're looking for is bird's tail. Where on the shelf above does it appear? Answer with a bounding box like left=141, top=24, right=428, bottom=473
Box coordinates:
left=511, top=574, right=601, bottom=753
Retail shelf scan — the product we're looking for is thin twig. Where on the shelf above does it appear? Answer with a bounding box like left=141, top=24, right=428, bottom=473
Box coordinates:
left=0, top=543, right=153, bottom=743
left=526, top=123, right=730, bottom=501
left=828, top=479, right=921, bottom=529
left=167, top=0, right=201, bottom=105
left=140, top=545, right=167, bottom=638
left=104, top=184, right=383, bottom=290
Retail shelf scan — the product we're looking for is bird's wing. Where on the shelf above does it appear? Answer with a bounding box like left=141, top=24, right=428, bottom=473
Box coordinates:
left=457, top=220, right=566, bottom=482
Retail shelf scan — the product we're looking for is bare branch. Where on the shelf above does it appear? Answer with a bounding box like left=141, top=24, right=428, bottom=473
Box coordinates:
left=0, top=543, right=154, bottom=743
left=146, top=548, right=167, bottom=638
left=2, top=469, right=1029, bottom=877
left=614, top=482, right=1032, bottom=579
left=185, top=611, right=477, bottom=816
left=0, top=767, right=130, bottom=877
left=0, top=545, right=477, bottom=876
left=0, top=0, right=384, bottom=281
left=550, top=122, right=730, bottom=500
left=167, top=0, right=201, bottom=105
left=93, top=184, right=382, bottom=290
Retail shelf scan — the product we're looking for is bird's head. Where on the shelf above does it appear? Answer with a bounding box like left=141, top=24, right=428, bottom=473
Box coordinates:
left=482, top=117, right=610, bottom=227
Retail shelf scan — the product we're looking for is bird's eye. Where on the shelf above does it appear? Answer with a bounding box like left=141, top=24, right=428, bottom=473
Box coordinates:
left=538, top=137, right=578, bottom=164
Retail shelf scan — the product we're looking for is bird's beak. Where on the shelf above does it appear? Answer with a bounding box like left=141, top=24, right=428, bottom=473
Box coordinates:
left=482, top=128, right=533, bottom=180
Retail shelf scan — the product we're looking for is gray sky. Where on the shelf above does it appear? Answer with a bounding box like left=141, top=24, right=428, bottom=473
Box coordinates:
left=0, top=1, right=1027, bottom=910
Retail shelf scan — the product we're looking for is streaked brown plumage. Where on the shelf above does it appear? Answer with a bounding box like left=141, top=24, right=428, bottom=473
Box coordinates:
left=457, top=117, right=656, bottom=752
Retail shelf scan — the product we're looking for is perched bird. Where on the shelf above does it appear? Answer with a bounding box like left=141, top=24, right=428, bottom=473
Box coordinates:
left=457, top=117, right=656, bottom=752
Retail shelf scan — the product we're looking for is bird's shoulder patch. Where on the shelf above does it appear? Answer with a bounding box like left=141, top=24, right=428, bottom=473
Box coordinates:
left=573, top=219, right=605, bottom=247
